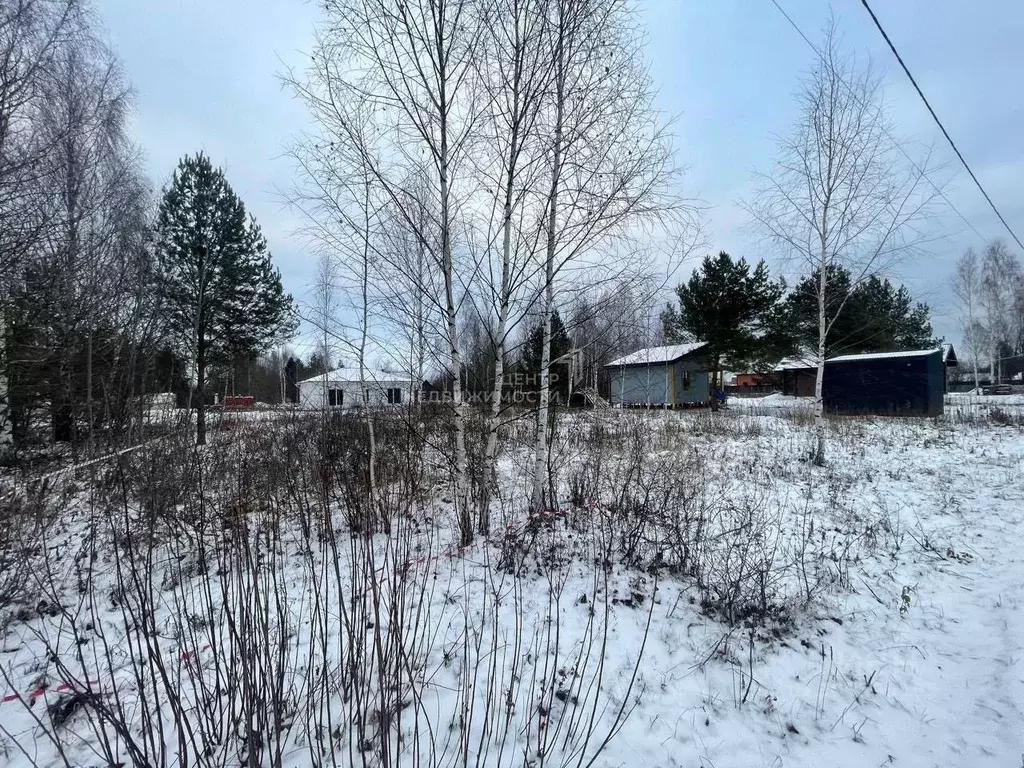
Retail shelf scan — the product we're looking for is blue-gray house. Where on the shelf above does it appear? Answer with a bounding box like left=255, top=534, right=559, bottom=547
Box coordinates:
left=606, top=343, right=710, bottom=407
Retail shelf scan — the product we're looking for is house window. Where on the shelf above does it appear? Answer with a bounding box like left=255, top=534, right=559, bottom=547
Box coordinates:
left=682, top=370, right=692, bottom=391
left=386, top=387, right=402, bottom=404
left=364, top=388, right=371, bottom=404
left=328, top=388, right=343, bottom=407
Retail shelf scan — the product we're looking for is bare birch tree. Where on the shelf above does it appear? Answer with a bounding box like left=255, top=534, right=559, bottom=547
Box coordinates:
left=376, top=178, right=437, bottom=395
left=311, top=252, right=339, bottom=408
left=952, top=248, right=982, bottom=390
left=0, top=0, right=81, bottom=277
left=471, top=0, right=550, bottom=529
left=290, top=104, right=390, bottom=530
left=747, top=24, right=938, bottom=465
left=0, top=0, right=82, bottom=455
left=34, top=35, right=137, bottom=447
left=287, top=0, right=486, bottom=543
left=980, top=240, right=1020, bottom=385
left=1013, top=269, right=1024, bottom=373
left=529, top=0, right=686, bottom=510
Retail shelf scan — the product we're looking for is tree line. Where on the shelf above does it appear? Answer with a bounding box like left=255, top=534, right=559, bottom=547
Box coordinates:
left=660, top=251, right=936, bottom=386
left=0, top=0, right=293, bottom=460
left=952, top=240, right=1024, bottom=387
left=2, top=1, right=960, bottom=504
left=747, top=22, right=938, bottom=464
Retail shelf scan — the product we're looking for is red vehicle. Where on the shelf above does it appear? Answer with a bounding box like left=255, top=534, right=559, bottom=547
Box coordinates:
left=223, top=395, right=255, bottom=410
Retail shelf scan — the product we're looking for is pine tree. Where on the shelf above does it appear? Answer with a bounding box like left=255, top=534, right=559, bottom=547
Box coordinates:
left=784, top=267, right=935, bottom=358
left=156, top=153, right=295, bottom=444
left=661, top=252, right=786, bottom=383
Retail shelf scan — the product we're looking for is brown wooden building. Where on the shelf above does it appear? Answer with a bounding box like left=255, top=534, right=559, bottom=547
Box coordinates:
left=775, top=355, right=817, bottom=397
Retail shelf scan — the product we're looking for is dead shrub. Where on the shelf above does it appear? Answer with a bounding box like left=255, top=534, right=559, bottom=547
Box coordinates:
left=695, top=489, right=787, bottom=626
left=0, top=480, right=58, bottom=612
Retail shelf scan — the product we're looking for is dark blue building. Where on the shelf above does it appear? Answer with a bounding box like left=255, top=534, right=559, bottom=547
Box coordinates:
left=823, top=348, right=946, bottom=416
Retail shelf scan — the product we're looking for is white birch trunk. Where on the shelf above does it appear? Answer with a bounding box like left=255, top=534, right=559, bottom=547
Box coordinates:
left=322, top=319, right=329, bottom=413
left=440, top=139, right=470, bottom=544
left=813, top=227, right=828, bottom=466
left=531, top=16, right=565, bottom=513
left=416, top=224, right=426, bottom=395
left=482, top=213, right=511, bottom=531
left=970, top=309, right=978, bottom=393
left=0, top=309, right=11, bottom=454
left=483, top=59, right=525, bottom=531
left=968, top=298, right=979, bottom=391
left=359, top=176, right=379, bottom=531
left=532, top=286, right=554, bottom=510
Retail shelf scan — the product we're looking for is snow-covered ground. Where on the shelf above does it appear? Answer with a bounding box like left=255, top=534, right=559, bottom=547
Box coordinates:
left=0, top=408, right=1022, bottom=767
left=733, top=390, right=1024, bottom=420
left=729, top=393, right=815, bottom=411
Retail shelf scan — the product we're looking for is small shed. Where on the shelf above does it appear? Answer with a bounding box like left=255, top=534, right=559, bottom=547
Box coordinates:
left=605, top=343, right=709, bottom=407
left=823, top=348, right=945, bottom=416
left=299, top=369, right=417, bottom=410
left=775, top=355, right=818, bottom=397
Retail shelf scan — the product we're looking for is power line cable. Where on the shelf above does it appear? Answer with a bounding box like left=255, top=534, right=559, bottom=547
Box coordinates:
left=767, top=0, right=986, bottom=244
left=768, top=0, right=815, bottom=49
left=858, top=0, right=1024, bottom=252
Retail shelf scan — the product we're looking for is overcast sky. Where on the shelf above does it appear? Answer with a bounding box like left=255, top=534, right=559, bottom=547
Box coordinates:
left=95, top=0, right=1023, bottom=349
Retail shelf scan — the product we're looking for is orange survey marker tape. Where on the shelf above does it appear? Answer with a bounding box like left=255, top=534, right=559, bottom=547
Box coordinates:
left=1, top=680, right=100, bottom=705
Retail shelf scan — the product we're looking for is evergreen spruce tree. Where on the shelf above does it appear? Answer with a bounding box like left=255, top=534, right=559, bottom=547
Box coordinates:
left=156, top=153, right=295, bottom=444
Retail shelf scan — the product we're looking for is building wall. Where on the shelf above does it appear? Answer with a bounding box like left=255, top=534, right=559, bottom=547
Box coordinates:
left=781, top=369, right=817, bottom=397
left=673, top=359, right=710, bottom=404
left=609, top=365, right=669, bottom=406
left=822, top=352, right=944, bottom=416
left=608, top=360, right=709, bottom=406
left=735, top=373, right=773, bottom=388
left=299, top=379, right=414, bottom=410
left=928, top=354, right=945, bottom=415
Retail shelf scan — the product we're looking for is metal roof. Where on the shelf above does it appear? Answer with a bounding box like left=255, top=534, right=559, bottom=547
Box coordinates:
left=606, top=342, right=707, bottom=368
left=827, top=348, right=942, bottom=363
left=299, top=369, right=415, bottom=384
left=774, top=355, right=818, bottom=371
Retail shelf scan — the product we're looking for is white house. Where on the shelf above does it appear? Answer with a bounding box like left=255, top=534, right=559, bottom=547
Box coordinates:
left=299, top=369, right=418, bottom=410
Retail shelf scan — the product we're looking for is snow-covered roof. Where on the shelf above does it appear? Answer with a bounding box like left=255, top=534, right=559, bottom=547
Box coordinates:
left=605, top=342, right=707, bottom=368
left=774, top=355, right=818, bottom=372
left=299, top=369, right=416, bottom=385
left=827, top=348, right=942, bottom=363
left=941, top=343, right=958, bottom=365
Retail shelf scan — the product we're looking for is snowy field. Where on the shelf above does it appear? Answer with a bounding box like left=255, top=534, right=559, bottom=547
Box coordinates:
left=0, top=405, right=1022, bottom=767
left=732, top=390, right=1024, bottom=419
